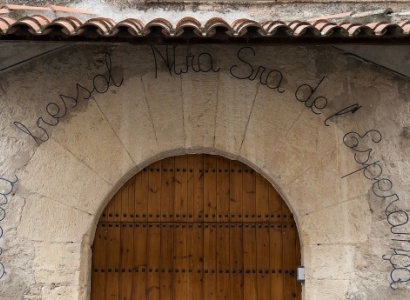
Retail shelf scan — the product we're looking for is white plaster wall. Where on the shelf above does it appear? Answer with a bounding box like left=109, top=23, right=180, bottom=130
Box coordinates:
left=0, top=44, right=409, bottom=299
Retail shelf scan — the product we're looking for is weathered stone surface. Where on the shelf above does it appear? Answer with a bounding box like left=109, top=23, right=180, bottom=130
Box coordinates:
left=141, top=72, right=186, bottom=154
left=182, top=72, right=219, bottom=149
left=306, top=279, right=350, bottom=300
left=51, top=100, right=135, bottom=185
left=17, top=194, right=93, bottom=242
left=299, top=196, right=372, bottom=245
left=239, top=86, right=305, bottom=173
left=18, top=138, right=113, bottom=214
left=304, top=244, right=355, bottom=280
left=42, top=285, right=87, bottom=300
left=283, top=140, right=369, bottom=216
left=214, top=72, right=259, bottom=156
left=95, top=75, right=158, bottom=166
left=33, top=242, right=82, bottom=284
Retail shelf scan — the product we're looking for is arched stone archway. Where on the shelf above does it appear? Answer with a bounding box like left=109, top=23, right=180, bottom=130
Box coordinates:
left=10, top=44, right=406, bottom=299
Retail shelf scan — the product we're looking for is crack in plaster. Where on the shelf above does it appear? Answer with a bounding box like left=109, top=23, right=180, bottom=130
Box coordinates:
left=238, top=84, right=260, bottom=155
left=140, top=76, right=158, bottom=144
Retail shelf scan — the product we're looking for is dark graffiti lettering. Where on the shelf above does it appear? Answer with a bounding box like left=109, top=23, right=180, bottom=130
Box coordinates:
left=324, top=104, right=362, bottom=126
left=0, top=175, right=18, bottom=279
left=230, top=47, right=285, bottom=93
left=150, top=45, right=220, bottom=79
left=295, top=77, right=328, bottom=114
left=342, top=129, right=410, bottom=289
left=13, top=53, right=123, bottom=144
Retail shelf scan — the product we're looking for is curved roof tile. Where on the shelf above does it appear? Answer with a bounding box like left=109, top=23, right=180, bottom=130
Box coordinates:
left=0, top=14, right=409, bottom=42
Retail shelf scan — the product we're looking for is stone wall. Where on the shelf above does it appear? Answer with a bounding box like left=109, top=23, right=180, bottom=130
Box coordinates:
left=0, top=43, right=409, bottom=299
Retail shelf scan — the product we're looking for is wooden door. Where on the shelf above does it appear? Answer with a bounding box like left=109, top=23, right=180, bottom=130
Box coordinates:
left=91, top=154, right=301, bottom=300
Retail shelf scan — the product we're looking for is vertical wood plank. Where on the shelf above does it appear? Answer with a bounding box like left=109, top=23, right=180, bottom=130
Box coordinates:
left=217, top=157, right=230, bottom=300
left=174, top=224, right=188, bottom=299
left=188, top=155, right=204, bottom=300
left=230, top=224, right=243, bottom=300
left=146, top=224, right=160, bottom=300
left=114, top=191, right=122, bottom=223
left=203, top=223, right=217, bottom=300
left=133, top=224, right=147, bottom=300
left=243, top=224, right=256, bottom=300
left=190, top=224, right=204, bottom=300
left=135, top=169, right=148, bottom=223
left=106, top=193, right=116, bottom=223
left=148, top=161, right=161, bottom=223
left=160, top=157, right=174, bottom=300
left=175, top=156, right=188, bottom=223
left=217, top=157, right=230, bottom=223
left=120, top=224, right=134, bottom=300
left=191, top=155, right=204, bottom=223
left=243, top=165, right=256, bottom=299
left=204, top=155, right=217, bottom=299
left=216, top=224, right=230, bottom=300
left=174, top=156, right=189, bottom=299
left=91, top=223, right=107, bottom=300
left=256, top=223, right=271, bottom=300
left=160, top=224, right=173, bottom=299
left=230, top=160, right=243, bottom=223
left=161, top=158, right=174, bottom=223
left=269, top=186, right=283, bottom=223
left=270, top=223, right=283, bottom=300
left=105, top=223, right=120, bottom=299
left=121, top=180, right=130, bottom=222
left=204, top=155, right=217, bottom=223
left=243, top=167, right=256, bottom=223
left=128, top=176, right=136, bottom=222
left=283, top=223, right=297, bottom=299
left=256, top=173, right=269, bottom=223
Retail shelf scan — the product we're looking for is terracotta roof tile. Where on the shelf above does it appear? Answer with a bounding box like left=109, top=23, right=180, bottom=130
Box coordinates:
left=0, top=4, right=50, bottom=11
left=0, top=5, right=409, bottom=43
left=46, top=5, right=93, bottom=15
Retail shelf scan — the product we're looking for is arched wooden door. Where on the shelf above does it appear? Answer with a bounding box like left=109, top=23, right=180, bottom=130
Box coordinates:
left=91, top=155, right=301, bottom=300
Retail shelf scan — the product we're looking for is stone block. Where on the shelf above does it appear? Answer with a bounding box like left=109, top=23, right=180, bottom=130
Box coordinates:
left=299, top=197, right=371, bottom=245
left=304, top=244, right=355, bottom=280
left=305, top=279, right=350, bottom=300
left=261, top=108, right=339, bottom=187
left=214, top=72, right=259, bottom=156
left=19, top=138, right=113, bottom=214
left=182, top=72, right=219, bottom=149
left=239, top=86, right=305, bottom=171
left=17, top=194, right=93, bottom=242
left=33, top=242, right=82, bottom=284
left=283, top=140, right=369, bottom=216
left=52, top=100, right=135, bottom=185
left=95, top=76, right=158, bottom=165
left=42, top=285, right=86, bottom=300
left=141, top=72, right=186, bottom=153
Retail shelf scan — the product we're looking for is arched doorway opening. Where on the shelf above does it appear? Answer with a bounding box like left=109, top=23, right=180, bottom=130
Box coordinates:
left=91, top=154, right=301, bottom=299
